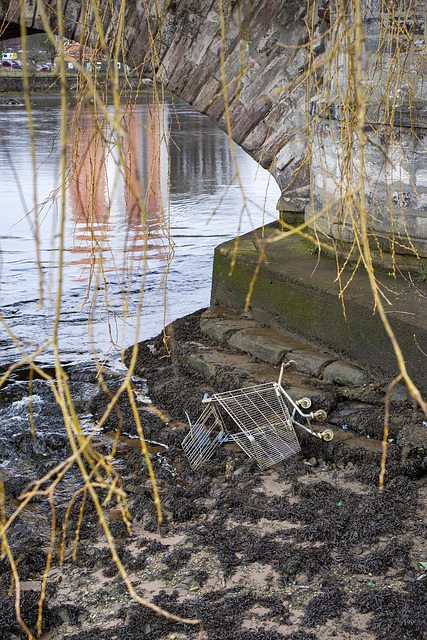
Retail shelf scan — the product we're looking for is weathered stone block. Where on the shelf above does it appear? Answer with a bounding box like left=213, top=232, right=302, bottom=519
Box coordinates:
left=186, top=354, right=217, bottom=380
left=274, top=144, right=294, bottom=172
left=193, top=76, right=222, bottom=113
left=275, top=153, right=309, bottom=193
left=228, top=327, right=307, bottom=364
left=264, top=101, right=294, bottom=127
left=239, top=51, right=289, bottom=106
left=161, top=35, right=191, bottom=79
left=251, top=0, right=290, bottom=35
left=221, top=99, right=246, bottom=131
left=277, top=2, right=307, bottom=30
left=207, top=81, right=239, bottom=123
left=286, top=348, right=335, bottom=377
left=231, top=99, right=273, bottom=145
left=201, top=304, right=241, bottom=320
left=200, top=319, right=257, bottom=343
left=186, top=16, right=220, bottom=65
left=416, top=170, right=427, bottom=188
left=255, top=27, right=280, bottom=55
left=388, top=383, right=411, bottom=403
left=168, top=56, right=196, bottom=95
left=179, top=12, right=203, bottom=37
left=180, top=52, right=218, bottom=103
left=241, top=122, right=269, bottom=154
left=323, top=360, right=368, bottom=386
left=251, top=307, right=279, bottom=326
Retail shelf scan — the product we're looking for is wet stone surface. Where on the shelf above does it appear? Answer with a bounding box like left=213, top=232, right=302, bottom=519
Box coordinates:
left=0, top=309, right=426, bottom=640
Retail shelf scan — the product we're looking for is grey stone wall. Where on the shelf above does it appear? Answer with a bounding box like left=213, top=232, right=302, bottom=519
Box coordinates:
left=306, top=1, right=427, bottom=257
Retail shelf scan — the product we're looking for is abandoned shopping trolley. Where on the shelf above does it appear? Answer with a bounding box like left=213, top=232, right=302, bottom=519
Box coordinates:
left=182, top=361, right=334, bottom=470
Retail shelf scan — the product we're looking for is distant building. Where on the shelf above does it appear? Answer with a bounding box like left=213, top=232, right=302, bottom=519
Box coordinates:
left=64, top=39, right=104, bottom=71
left=63, top=40, right=132, bottom=74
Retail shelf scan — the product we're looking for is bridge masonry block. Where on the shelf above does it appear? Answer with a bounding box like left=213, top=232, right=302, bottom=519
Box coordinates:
left=240, top=122, right=269, bottom=155
left=193, top=76, right=222, bottom=114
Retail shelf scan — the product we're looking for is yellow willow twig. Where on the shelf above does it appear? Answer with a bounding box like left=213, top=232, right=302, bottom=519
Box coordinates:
left=35, top=0, right=129, bottom=139
left=126, top=382, right=162, bottom=525
left=59, top=377, right=203, bottom=631
left=0, top=335, right=54, bottom=389
left=207, top=17, right=336, bottom=111
left=2, top=369, right=132, bottom=541
left=19, top=0, right=43, bottom=306
left=72, top=487, right=88, bottom=561
left=3, top=429, right=119, bottom=544
left=2, top=476, right=37, bottom=640
left=59, top=486, right=86, bottom=567
left=218, top=0, right=250, bottom=273
left=3, top=335, right=202, bottom=630
left=37, top=494, right=56, bottom=637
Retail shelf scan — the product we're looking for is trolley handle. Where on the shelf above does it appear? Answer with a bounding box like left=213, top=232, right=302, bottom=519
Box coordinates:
left=278, top=360, right=298, bottom=387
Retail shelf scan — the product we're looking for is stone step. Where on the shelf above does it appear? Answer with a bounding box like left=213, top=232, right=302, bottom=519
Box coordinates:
left=201, top=305, right=373, bottom=389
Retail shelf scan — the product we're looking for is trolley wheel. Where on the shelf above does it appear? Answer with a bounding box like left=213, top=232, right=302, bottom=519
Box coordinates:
left=283, top=359, right=297, bottom=372
left=297, top=397, right=312, bottom=409
left=321, top=429, right=334, bottom=442
left=312, top=409, right=328, bottom=422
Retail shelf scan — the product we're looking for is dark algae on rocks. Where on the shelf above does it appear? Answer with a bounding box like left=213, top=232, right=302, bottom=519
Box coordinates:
left=0, top=310, right=426, bottom=639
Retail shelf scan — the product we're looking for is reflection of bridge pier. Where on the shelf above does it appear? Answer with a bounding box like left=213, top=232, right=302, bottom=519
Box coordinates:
left=122, top=102, right=170, bottom=234
left=65, top=100, right=171, bottom=278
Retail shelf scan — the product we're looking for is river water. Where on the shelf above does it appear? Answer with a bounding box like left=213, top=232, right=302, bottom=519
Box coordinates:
left=0, top=93, right=280, bottom=368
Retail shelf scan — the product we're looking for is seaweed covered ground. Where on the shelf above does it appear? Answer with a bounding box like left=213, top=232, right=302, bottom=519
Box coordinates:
left=1, top=310, right=426, bottom=640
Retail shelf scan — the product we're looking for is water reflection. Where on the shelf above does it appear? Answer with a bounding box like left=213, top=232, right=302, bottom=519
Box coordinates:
left=64, top=97, right=250, bottom=274
left=0, top=93, right=279, bottom=363
left=63, top=99, right=173, bottom=346
left=66, top=100, right=172, bottom=278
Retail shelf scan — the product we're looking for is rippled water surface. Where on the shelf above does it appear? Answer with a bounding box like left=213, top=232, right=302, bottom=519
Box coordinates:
left=0, top=93, right=280, bottom=365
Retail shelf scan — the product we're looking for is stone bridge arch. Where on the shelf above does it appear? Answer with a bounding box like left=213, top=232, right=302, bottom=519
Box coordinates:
left=0, top=0, right=317, bottom=211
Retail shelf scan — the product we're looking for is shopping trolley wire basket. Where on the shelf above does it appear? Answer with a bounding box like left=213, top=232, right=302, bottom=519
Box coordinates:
left=182, top=362, right=333, bottom=470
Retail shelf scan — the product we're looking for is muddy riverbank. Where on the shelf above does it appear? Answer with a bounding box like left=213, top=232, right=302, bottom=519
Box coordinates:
left=1, top=309, right=426, bottom=640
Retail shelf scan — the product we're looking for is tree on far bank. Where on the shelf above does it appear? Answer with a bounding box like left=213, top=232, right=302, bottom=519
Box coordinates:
left=26, top=33, right=58, bottom=74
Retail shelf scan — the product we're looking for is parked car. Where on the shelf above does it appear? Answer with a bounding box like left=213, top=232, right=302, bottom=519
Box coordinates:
left=36, top=64, right=51, bottom=72
left=2, top=60, right=22, bottom=69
